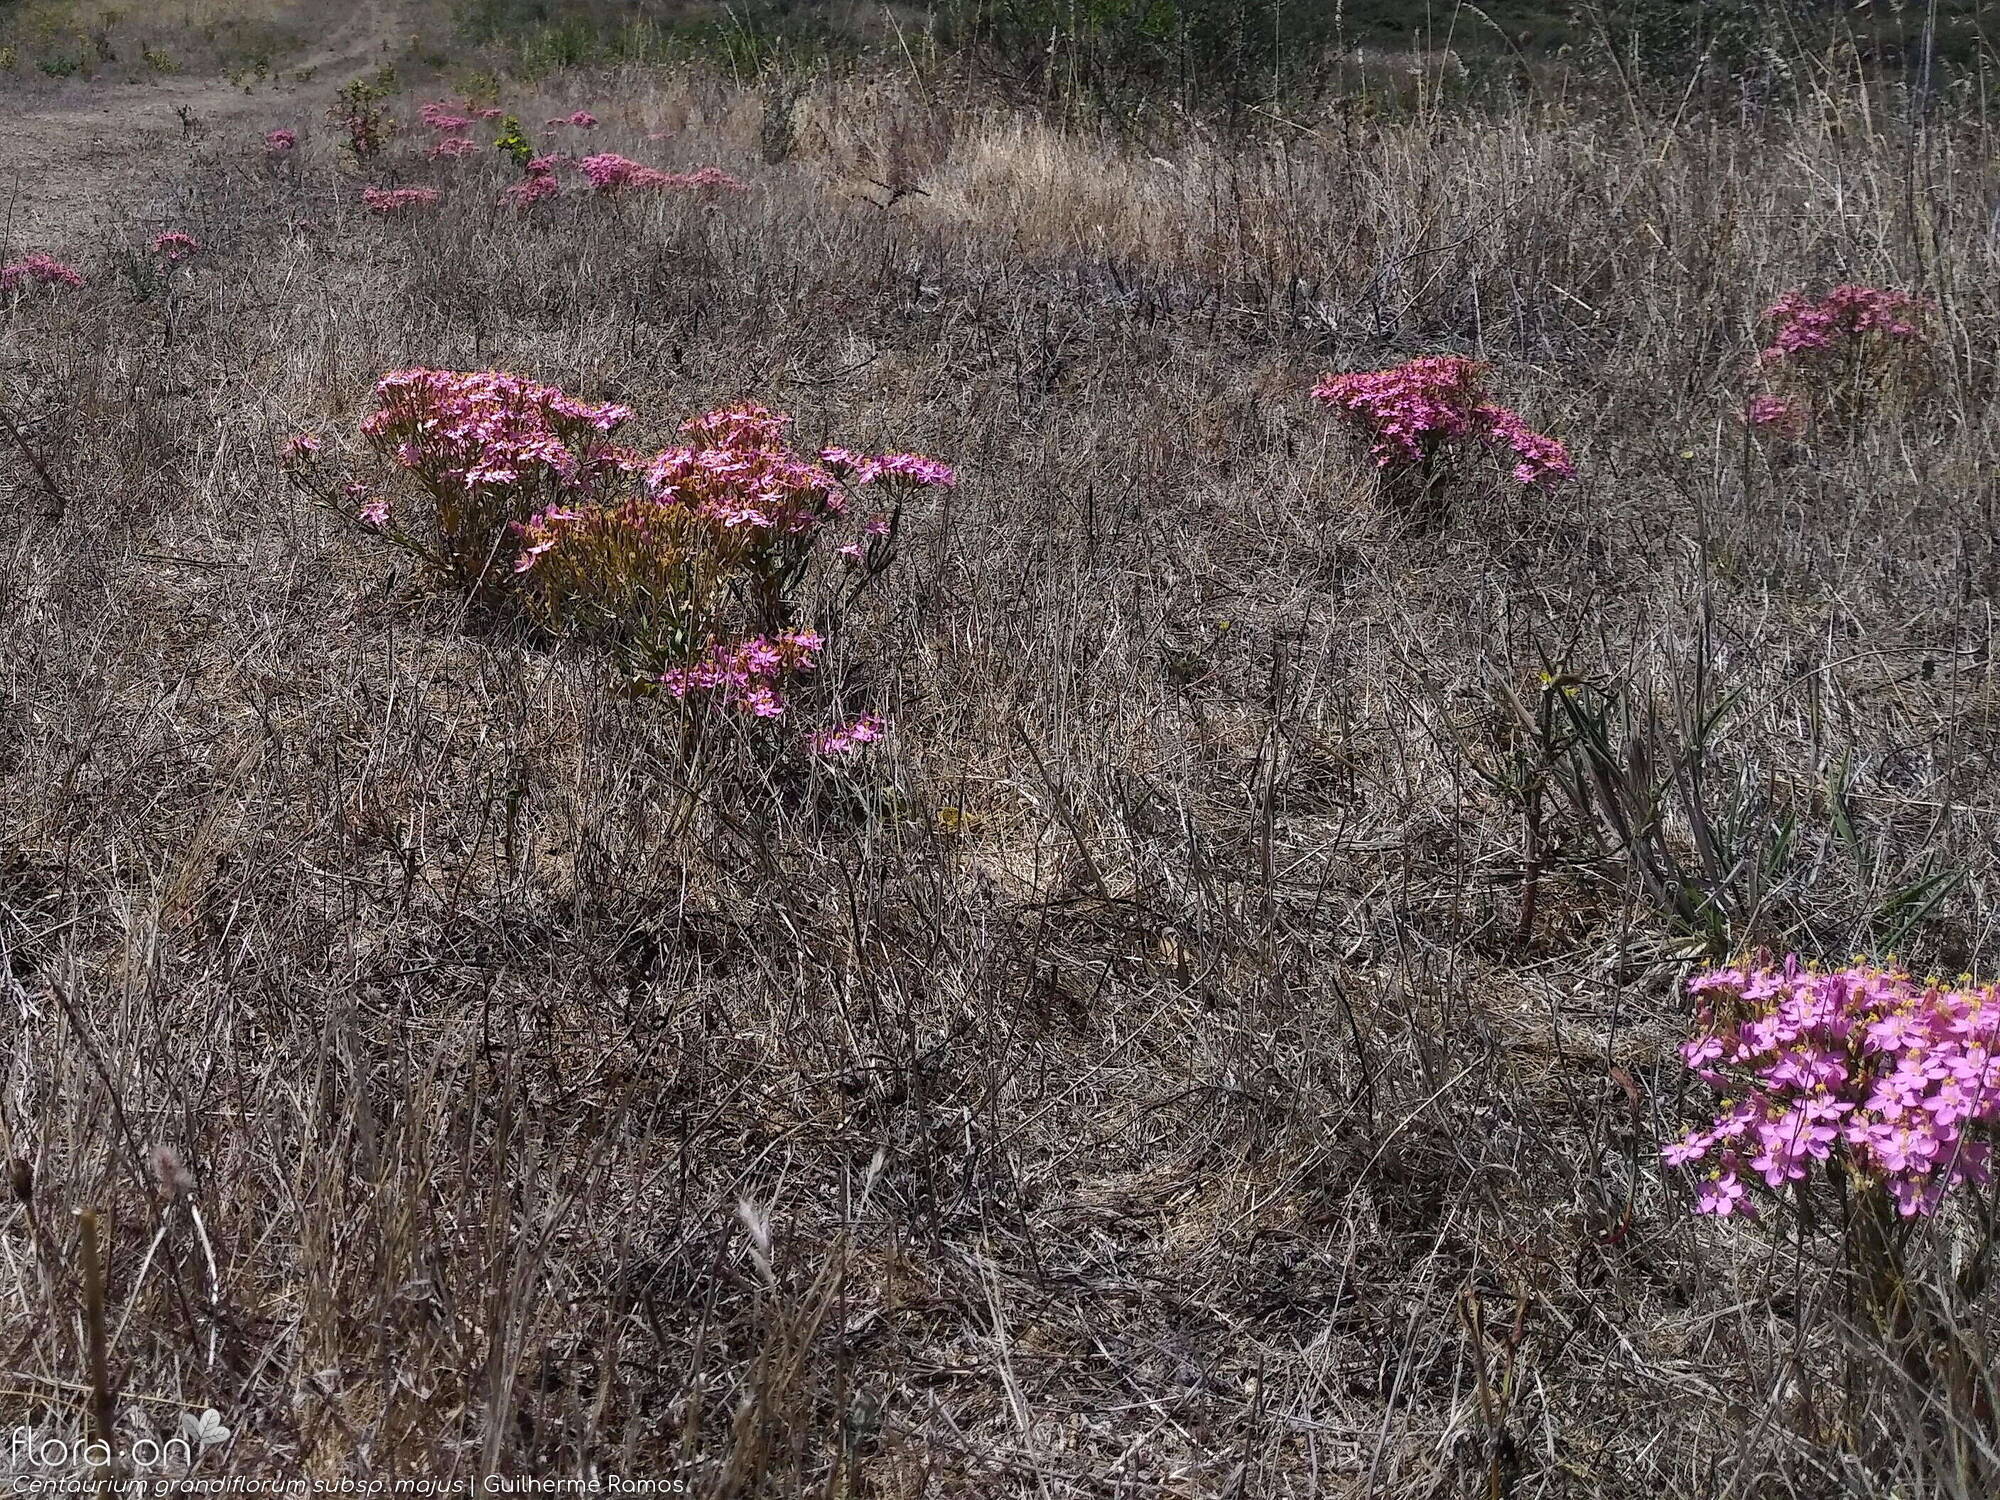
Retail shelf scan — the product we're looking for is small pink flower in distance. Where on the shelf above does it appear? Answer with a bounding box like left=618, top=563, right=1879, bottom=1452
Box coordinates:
left=838, top=543, right=865, bottom=564
left=419, top=101, right=474, bottom=132
left=500, top=175, right=560, bottom=209
left=1747, top=394, right=1800, bottom=432
left=810, top=714, right=888, bottom=756
left=281, top=433, right=322, bottom=463
left=477, top=106, right=505, bottom=120
left=361, top=186, right=442, bottom=215
left=151, top=231, right=201, bottom=261
left=265, top=128, right=297, bottom=154
left=548, top=110, right=598, bottom=128
left=427, top=136, right=478, bottom=160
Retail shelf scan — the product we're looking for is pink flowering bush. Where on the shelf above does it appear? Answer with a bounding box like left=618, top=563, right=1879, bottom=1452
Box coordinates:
left=359, top=368, right=634, bottom=596
left=360, top=186, right=441, bottom=215
left=500, top=155, right=563, bottom=210
left=1311, top=356, right=1574, bottom=499
left=1748, top=284, right=1932, bottom=432
left=264, top=128, right=296, bottom=154
left=427, top=136, right=478, bottom=161
left=547, top=110, right=598, bottom=129
left=420, top=101, right=475, bottom=132
left=354, top=370, right=951, bottom=738
left=1666, top=958, right=2000, bottom=1221
left=575, top=153, right=749, bottom=195
left=0, top=253, right=85, bottom=293
left=151, top=231, right=201, bottom=261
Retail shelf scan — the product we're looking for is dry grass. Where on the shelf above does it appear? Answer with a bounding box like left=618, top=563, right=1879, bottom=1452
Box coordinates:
left=3, top=53, right=2000, bottom=1496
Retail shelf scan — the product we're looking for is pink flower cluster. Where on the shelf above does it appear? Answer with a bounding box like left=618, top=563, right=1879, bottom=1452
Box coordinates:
left=0, top=253, right=84, bottom=291
left=1746, top=394, right=1801, bottom=431
left=809, top=714, right=887, bottom=755
left=361, top=186, right=441, bottom=215
left=364, top=368, right=632, bottom=500
left=659, top=632, right=823, bottom=718
left=1665, top=959, right=2000, bottom=1219
left=264, top=129, right=296, bottom=154
left=428, top=136, right=478, bottom=160
left=501, top=155, right=563, bottom=210
left=820, top=449, right=958, bottom=489
left=548, top=110, right=598, bottom=128
left=151, top=231, right=201, bottom=261
left=419, top=100, right=474, bottom=133
left=281, top=433, right=322, bottom=462
left=1759, top=284, right=1926, bottom=365
left=575, top=153, right=748, bottom=195
left=1310, top=356, right=1574, bottom=485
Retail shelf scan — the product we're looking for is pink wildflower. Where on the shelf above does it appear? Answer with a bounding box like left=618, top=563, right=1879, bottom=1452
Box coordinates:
left=427, top=136, right=478, bottom=160
left=1311, top=356, right=1572, bottom=485
left=1746, top=394, right=1799, bottom=430
left=1760, top=284, right=1926, bottom=365
left=151, top=231, right=201, bottom=261
left=361, top=186, right=442, bottom=215
left=281, top=433, right=322, bottom=462
left=809, top=714, right=888, bottom=756
left=264, top=128, right=297, bottom=154
left=0, top=253, right=84, bottom=291
left=658, top=633, right=823, bottom=719
left=500, top=174, right=561, bottom=209
left=547, top=110, right=598, bottom=128
left=576, top=153, right=748, bottom=195
left=419, top=100, right=475, bottom=132
left=1666, top=959, right=2000, bottom=1219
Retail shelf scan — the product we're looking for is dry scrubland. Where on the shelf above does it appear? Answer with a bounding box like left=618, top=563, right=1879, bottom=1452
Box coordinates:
left=5, top=47, right=2000, bottom=1497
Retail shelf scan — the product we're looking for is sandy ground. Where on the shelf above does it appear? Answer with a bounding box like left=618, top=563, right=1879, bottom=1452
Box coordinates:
left=0, top=0, right=404, bottom=250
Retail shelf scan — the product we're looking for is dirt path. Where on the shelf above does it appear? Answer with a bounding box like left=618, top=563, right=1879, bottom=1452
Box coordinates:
left=1, top=0, right=407, bottom=250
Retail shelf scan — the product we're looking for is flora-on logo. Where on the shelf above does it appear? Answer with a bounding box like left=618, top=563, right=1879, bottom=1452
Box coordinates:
left=7, top=1408, right=229, bottom=1471
left=181, top=1408, right=232, bottom=1449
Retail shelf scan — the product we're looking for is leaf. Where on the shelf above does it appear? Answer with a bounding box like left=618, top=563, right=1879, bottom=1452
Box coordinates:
left=181, top=1408, right=232, bottom=1447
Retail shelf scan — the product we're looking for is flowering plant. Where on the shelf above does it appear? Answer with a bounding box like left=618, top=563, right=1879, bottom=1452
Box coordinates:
left=1665, top=958, right=2000, bottom=1220
left=353, top=370, right=950, bottom=738
left=151, top=231, right=201, bottom=261
left=0, top=253, right=84, bottom=292
left=1748, top=284, right=1931, bottom=432
left=1311, top=356, right=1573, bottom=492
left=330, top=76, right=396, bottom=162
left=360, top=186, right=441, bottom=215
left=264, top=128, right=296, bottom=154
left=575, top=153, right=748, bottom=195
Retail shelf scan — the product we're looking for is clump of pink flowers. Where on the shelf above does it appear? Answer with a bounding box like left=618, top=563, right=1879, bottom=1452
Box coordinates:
left=1665, top=958, right=2000, bottom=1220
left=1747, top=284, right=1931, bottom=433
left=419, top=100, right=475, bottom=133
left=576, top=153, right=748, bottom=195
left=501, top=155, right=563, bottom=209
left=0, top=253, right=84, bottom=292
left=264, top=128, right=296, bottom=154
left=151, top=231, right=201, bottom=261
left=428, top=136, right=478, bottom=160
left=660, top=632, right=822, bottom=718
left=548, top=110, right=598, bottom=129
left=1759, top=284, right=1925, bottom=366
left=354, top=369, right=950, bottom=744
left=809, top=714, right=887, bottom=756
left=361, top=186, right=441, bottom=215
left=361, top=367, right=632, bottom=592
left=1311, top=356, right=1574, bottom=487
